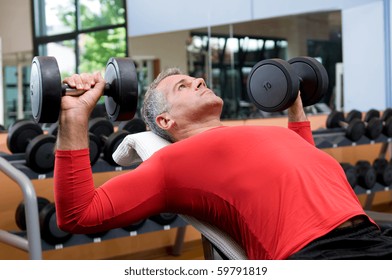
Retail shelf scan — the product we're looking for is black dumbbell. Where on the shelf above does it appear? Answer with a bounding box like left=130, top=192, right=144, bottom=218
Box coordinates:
left=39, top=202, right=73, bottom=245
left=15, top=197, right=72, bottom=245
left=346, top=109, right=384, bottom=140
left=345, top=109, right=362, bottom=123
left=373, top=158, right=392, bottom=186
left=118, top=118, right=147, bottom=133
left=30, top=56, right=138, bottom=123
left=355, top=160, right=377, bottom=190
left=363, top=109, right=383, bottom=139
left=325, top=111, right=366, bottom=142
left=149, top=213, right=178, bottom=226
left=15, top=196, right=50, bottom=231
left=377, top=108, right=392, bottom=137
left=88, top=132, right=101, bottom=166
left=381, top=108, right=392, bottom=137
left=340, top=163, right=357, bottom=189
left=122, top=219, right=147, bottom=232
left=365, top=108, right=392, bottom=137
left=88, top=117, right=129, bottom=166
left=6, top=120, right=56, bottom=173
left=247, top=56, right=328, bottom=112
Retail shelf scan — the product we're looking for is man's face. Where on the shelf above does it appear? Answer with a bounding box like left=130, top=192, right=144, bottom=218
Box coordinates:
left=156, top=74, right=223, bottom=123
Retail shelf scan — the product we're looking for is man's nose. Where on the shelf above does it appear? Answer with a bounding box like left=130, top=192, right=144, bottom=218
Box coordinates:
left=193, top=78, right=206, bottom=90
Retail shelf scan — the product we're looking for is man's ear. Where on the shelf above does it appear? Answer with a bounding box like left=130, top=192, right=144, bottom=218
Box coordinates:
left=156, top=113, right=175, bottom=131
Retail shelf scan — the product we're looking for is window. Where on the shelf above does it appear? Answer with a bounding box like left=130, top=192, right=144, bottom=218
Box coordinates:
left=32, top=0, right=128, bottom=76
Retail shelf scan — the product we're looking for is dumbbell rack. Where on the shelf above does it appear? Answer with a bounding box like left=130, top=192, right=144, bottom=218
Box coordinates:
left=313, top=129, right=392, bottom=209
left=0, top=155, right=188, bottom=259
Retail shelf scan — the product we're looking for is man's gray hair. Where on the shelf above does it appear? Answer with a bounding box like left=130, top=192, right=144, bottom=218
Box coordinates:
left=141, top=68, right=183, bottom=142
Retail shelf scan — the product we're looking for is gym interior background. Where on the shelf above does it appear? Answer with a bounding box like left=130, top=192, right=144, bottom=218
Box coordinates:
left=0, top=0, right=392, bottom=260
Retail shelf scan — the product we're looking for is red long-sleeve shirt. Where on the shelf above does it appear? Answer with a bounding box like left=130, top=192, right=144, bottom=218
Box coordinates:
left=54, top=121, right=368, bottom=259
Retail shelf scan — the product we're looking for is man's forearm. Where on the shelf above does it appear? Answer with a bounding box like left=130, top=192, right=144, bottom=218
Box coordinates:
left=288, top=92, right=308, bottom=122
left=56, top=114, right=89, bottom=150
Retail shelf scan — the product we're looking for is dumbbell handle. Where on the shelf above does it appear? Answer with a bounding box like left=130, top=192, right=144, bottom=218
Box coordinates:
left=338, top=120, right=350, bottom=128
left=61, top=83, right=111, bottom=97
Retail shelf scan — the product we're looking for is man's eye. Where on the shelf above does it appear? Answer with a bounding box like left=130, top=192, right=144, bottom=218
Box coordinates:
left=178, top=84, right=185, bottom=90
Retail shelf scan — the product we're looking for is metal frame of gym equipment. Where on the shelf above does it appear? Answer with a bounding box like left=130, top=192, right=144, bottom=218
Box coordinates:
left=0, top=157, right=42, bottom=259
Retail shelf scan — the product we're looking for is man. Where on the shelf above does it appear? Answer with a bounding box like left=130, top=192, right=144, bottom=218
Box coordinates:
left=54, top=68, right=392, bottom=260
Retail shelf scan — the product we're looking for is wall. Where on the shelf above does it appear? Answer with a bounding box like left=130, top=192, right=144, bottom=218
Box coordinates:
left=126, top=0, right=252, bottom=37
left=126, top=0, right=377, bottom=37
left=342, top=1, right=386, bottom=111
left=0, top=0, right=32, bottom=56
left=128, top=31, right=189, bottom=71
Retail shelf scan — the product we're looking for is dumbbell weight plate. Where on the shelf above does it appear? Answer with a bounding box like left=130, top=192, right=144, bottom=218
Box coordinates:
left=30, top=56, right=62, bottom=123
left=15, top=196, right=50, bottom=231
left=356, top=161, right=377, bottom=190
left=247, top=59, right=299, bottom=112
left=346, top=119, right=366, bottom=142
left=104, top=58, right=138, bottom=122
left=89, top=132, right=101, bottom=166
left=118, top=118, right=147, bottom=133
left=381, top=108, right=392, bottom=137
left=365, top=118, right=383, bottom=139
left=341, top=163, right=357, bottom=189
left=103, top=130, right=129, bottom=165
left=326, top=111, right=345, bottom=129
left=88, top=117, right=114, bottom=141
left=345, top=109, right=362, bottom=123
left=384, top=117, right=392, bottom=137
left=288, top=56, right=329, bottom=107
left=39, top=202, right=72, bottom=245
left=149, top=213, right=178, bottom=226
left=7, top=120, right=43, bottom=153
left=360, top=109, right=383, bottom=139
left=122, top=219, right=147, bottom=232
left=373, top=158, right=392, bottom=186
left=364, top=109, right=380, bottom=123
left=382, top=108, right=392, bottom=122
left=25, top=134, right=56, bottom=173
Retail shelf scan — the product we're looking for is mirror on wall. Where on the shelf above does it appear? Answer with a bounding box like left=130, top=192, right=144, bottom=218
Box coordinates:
left=186, top=11, right=342, bottom=120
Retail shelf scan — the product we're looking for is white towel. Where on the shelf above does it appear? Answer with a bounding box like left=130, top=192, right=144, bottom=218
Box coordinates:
left=112, top=131, right=171, bottom=166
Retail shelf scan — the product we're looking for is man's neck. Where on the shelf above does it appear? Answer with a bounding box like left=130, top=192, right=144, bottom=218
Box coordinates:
left=172, top=119, right=223, bottom=142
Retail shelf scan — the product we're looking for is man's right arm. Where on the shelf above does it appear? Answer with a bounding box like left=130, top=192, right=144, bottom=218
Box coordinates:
left=53, top=72, right=167, bottom=234
left=287, top=92, right=315, bottom=146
